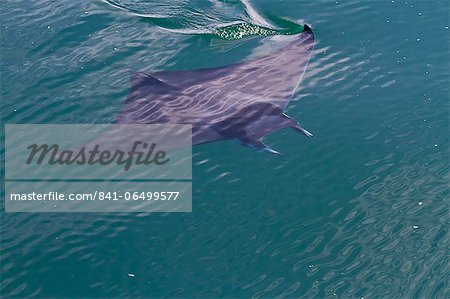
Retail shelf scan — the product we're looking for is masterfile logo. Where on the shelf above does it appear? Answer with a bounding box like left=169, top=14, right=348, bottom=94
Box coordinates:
left=5, top=124, right=192, bottom=212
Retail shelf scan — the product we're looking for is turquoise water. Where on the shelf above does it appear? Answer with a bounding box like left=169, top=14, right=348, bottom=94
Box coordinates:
left=1, top=0, right=449, bottom=298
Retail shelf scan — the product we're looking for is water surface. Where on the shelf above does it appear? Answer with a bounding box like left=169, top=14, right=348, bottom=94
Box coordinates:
left=0, top=0, right=449, bottom=298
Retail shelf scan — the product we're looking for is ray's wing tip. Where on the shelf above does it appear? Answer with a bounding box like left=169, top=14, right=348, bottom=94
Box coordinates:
left=303, top=24, right=312, bottom=32
left=297, top=24, right=315, bottom=53
left=302, top=24, right=315, bottom=43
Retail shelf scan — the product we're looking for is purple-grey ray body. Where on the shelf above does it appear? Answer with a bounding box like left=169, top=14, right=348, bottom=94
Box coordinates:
left=117, top=25, right=315, bottom=154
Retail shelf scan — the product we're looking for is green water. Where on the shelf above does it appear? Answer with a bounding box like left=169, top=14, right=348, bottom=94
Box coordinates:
left=1, top=0, right=449, bottom=298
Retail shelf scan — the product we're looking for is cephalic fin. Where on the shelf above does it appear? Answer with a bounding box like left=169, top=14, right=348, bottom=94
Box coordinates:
left=292, top=123, right=313, bottom=137
left=238, top=138, right=282, bottom=156
left=283, top=113, right=314, bottom=138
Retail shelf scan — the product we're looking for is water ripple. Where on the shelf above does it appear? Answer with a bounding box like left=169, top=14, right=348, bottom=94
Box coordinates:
left=1, top=0, right=448, bottom=298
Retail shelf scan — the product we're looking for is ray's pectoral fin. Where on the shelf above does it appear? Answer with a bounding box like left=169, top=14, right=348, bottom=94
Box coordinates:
left=238, top=113, right=313, bottom=155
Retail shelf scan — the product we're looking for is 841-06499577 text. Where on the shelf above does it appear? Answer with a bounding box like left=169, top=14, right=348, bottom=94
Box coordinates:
left=9, top=191, right=180, bottom=201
